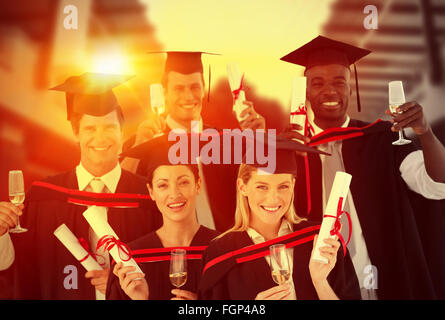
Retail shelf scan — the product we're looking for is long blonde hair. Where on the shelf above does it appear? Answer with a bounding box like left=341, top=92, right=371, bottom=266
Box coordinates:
left=220, top=163, right=306, bottom=238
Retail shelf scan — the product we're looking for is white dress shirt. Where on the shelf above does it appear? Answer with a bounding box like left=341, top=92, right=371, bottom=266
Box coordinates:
left=247, top=219, right=297, bottom=300
left=0, top=232, right=14, bottom=271
left=75, top=162, right=121, bottom=194
left=311, top=116, right=445, bottom=298
left=76, top=162, right=121, bottom=300
left=165, top=115, right=216, bottom=230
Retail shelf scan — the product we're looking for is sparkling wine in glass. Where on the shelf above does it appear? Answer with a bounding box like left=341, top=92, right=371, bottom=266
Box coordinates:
left=389, top=81, right=411, bottom=146
left=169, top=249, right=187, bottom=289
left=150, top=83, right=166, bottom=138
left=269, top=244, right=290, bottom=285
left=150, top=83, right=166, bottom=116
left=8, top=170, right=27, bottom=233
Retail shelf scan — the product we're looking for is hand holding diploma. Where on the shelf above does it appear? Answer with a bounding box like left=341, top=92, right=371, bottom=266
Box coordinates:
left=227, top=62, right=265, bottom=130
left=312, top=171, right=352, bottom=264
left=53, top=223, right=103, bottom=271
left=83, top=206, right=143, bottom=274
left=238, top=101, right=266, bottom=130
left=113, top=262, right=148, bottom=300
left=309, top=234, right=341, bottom=286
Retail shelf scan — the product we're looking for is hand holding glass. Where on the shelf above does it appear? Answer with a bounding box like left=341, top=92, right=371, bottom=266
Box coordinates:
left=388, top=81, right=411, bottom=145
left=8, top=170, right=27, bottom=233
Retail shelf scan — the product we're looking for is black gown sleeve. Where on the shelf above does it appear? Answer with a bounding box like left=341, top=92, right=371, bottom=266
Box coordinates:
left=197, top=236, right=233, bottom=300
left=198, top=246, right=230, bottom=300
left=327, top=243, right=362, bottom=300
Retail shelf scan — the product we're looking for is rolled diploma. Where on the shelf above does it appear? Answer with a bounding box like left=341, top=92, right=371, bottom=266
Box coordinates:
left=227, top=62, right=248, bottom=121
left=311, top=171, right=352, bottom=264
left=83, top=206, right=143, bottom=274
left=290, top=76, right=307, bottom=135
left=54, top=223, right=103, bottom=271
left=150, top=83, right=165, bottom=115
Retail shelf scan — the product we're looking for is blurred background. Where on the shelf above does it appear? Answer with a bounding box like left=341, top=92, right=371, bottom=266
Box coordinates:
left=0, top=0, right=444, bottom=197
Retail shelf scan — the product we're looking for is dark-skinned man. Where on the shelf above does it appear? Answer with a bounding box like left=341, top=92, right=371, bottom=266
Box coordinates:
left=280, top=36, right=445, bottom=300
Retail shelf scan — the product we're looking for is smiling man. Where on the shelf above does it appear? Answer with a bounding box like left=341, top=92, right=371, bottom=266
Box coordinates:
left=281, top=36, right=445, bottom=300
left=0, top=73, right=161, bottom=299
left=121, top=51, right=266, bottom=232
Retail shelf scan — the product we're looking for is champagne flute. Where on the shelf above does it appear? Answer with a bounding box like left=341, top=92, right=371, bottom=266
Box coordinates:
left=8, top=170, right=27, bottom=233
left=169, top=249, right=187, bottom=289
left=389, top=81, right=412, bottom=145
left=150, top=83, right=166, bottom=138
left=269, top=244, right=290, bottom=285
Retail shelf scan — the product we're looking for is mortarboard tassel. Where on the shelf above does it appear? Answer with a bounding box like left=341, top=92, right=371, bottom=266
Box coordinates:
left=353, top=63, right=361, bottom=112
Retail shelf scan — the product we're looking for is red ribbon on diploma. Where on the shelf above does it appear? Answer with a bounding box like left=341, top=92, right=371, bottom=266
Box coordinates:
left=96, top=235, right=132, bottom=262
left=232, top=74, right=244, bottom=101
left=290, top=105, right=307, bottom=115
left=290, top=105, right=315, bottom=135
left=323, top=197, right=352, bottom=256
left=77, top=237, right=105, bottom=266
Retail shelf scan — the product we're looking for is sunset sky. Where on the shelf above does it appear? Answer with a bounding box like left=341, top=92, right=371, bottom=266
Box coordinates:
left=141, top=0, right=335, bottom=109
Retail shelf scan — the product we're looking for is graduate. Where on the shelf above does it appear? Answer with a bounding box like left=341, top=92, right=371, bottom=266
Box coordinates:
left=0, top=73, right=162, bottom=299
left=280, top=35, right=445, bottom=299
left=121, top=51, right=265, bottom=232
left=106, top=135, right=220, bottom=300
left=198, top=137, right=361, bottom=300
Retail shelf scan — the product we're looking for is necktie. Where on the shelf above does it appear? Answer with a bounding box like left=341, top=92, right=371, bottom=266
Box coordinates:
left=89, top=178, right=105, bottom=193
left=322, top=142, right=356, bottom=258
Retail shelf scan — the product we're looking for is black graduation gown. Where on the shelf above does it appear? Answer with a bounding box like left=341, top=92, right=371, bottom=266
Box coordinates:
left=106, top=225, right=220, bottom=300
left=124, top=125, right=239, bottom=232
left=198, top=221, right=361, bottom=300
left=2, top=169, right=162, bottom=299
left=294, top=119, right=445, bottom=299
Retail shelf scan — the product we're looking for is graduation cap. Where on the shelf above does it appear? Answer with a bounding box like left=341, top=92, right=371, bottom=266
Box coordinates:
left=120, top=133, right=199, bottom=181
left=280, top=35, right=371, bottom=112
left=149, top=51, right=219, bottom=101
left=50, top=72, right=134, bottom=120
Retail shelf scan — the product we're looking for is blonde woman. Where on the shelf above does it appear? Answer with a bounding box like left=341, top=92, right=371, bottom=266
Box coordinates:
left=198, top=139, right=361, bottom=300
